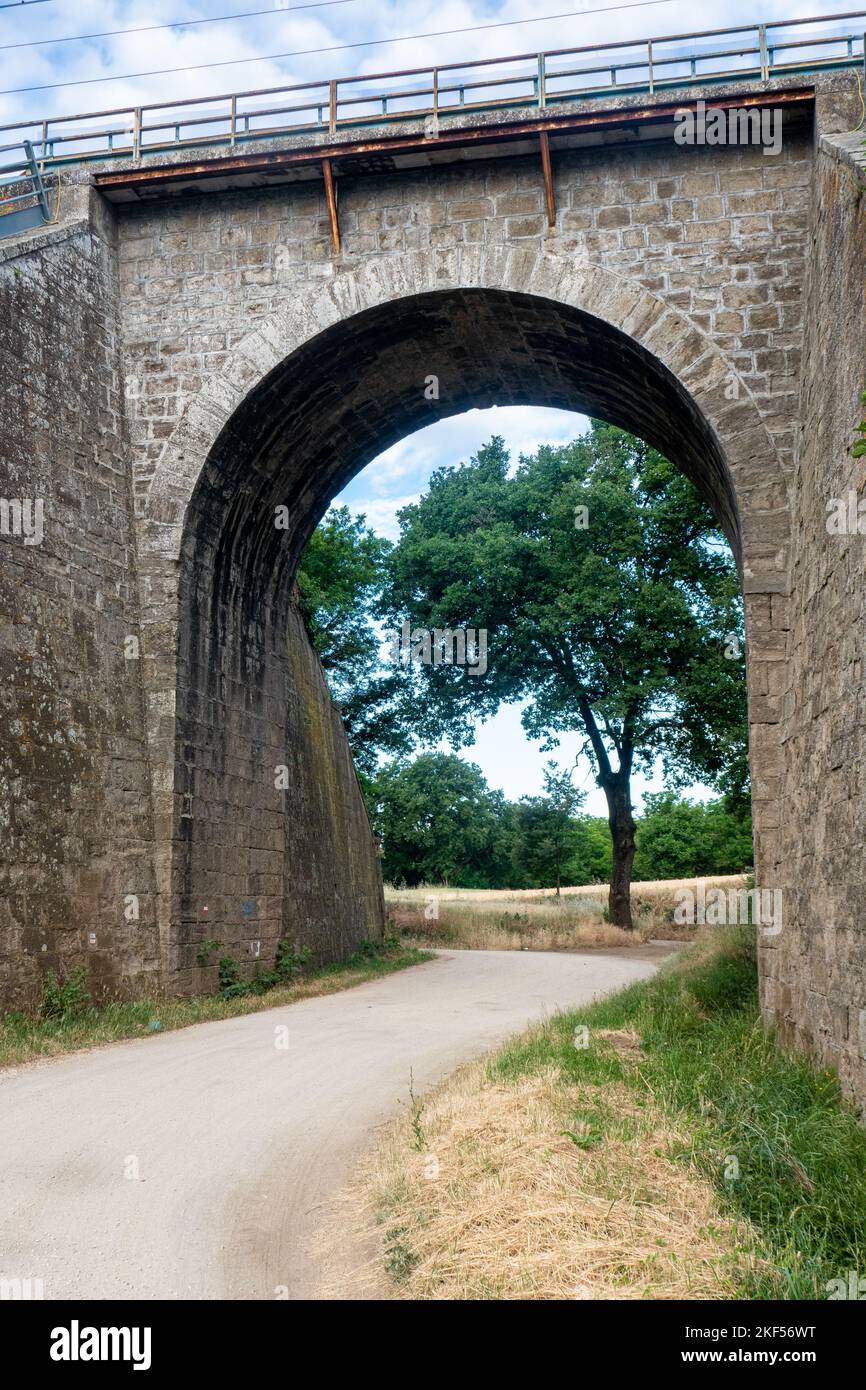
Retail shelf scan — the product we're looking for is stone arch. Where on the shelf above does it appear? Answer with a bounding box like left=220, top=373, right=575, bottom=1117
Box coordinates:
left=144, top=247, right=790, bottom=563
left=134, top=247, right=792, bottom=990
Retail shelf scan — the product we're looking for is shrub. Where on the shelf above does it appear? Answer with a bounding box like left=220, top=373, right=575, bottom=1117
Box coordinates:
left=40, top=966, right=92, bottom=1021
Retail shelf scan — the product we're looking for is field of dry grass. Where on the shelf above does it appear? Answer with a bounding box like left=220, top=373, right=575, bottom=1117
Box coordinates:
left=386, top=875, right=748, bottom=951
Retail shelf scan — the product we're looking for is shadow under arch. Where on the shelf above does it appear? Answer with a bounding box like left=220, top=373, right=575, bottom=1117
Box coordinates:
left=150, top=279, right=788, bottom=991
left=187, top=288, right=742, bottom=633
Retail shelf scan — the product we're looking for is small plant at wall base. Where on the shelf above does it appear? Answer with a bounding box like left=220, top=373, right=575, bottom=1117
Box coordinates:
left=196, top=939, right=222, bottom=966
left=39, top=966, right=92, bottom=1021
left=852, top=390, right=866, bottom=458
left=216, top=941, right=313, bottom=999
left=275, top=940, right=312, bottom=981
left=217, top=955, right=249, bottom=999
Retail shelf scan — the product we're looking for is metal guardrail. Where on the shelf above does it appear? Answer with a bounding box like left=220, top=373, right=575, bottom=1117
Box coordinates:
left=0, top=139, right=51, bottom=237
left=0, top=9, right=864, bottom=170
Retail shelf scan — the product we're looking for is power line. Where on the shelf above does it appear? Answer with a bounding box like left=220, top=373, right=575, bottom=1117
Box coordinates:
left=0, top=0, right=360, bottom=52
left=0, top=0, right=684, bottom=98
left=0, top=0, right=54, bottom=8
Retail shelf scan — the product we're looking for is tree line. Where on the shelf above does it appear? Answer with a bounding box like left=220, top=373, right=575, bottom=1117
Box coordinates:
left=369, top=751, right=752, bottom=890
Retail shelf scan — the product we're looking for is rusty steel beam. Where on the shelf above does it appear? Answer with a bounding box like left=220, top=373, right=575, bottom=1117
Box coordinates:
left=93, top=87, right=815, bottom=195
left=322, top=157, right=340, bottom=255
left=539, top=131, right=555, bottom=228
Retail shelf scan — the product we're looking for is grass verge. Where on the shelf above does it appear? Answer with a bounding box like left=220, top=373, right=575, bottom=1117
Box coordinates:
left=352, top=927, right=866, bottom=1300
left=0, top=944, right=432, bottom=1071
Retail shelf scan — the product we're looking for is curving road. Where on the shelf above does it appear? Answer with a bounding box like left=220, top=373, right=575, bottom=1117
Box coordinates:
left=0, top=948, right=664, bottom=1300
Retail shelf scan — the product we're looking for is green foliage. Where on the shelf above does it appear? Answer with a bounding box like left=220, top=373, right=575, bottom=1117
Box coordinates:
left=217, top=955, right=249, bottom=999
left=346, top=935, right=401, bottom=963
left=381, top=424, right=748, bottom=919
left=509, top=762, right=586, bottom=893
left=852, top=389, right=866, bottom=459
left=218, top=941, right=312, bottom=998
left=633, top=791, right=753, bottom=879
left=296, top=505, right=413, bottom=778
left=563, top=815, right=612, bottom=885
left=196, top=938, right=222, bottom=966
left=406, top=1070, right=427, bottom=1152
left=298, top=427, right=751, bottom=915
left=371, top=751, right=513, bottom=887
left=384, top=1227, right=419, bottom=1282
left=275, top=940, right=312, bottom=980
left=382, top=425, right=746, bottom=784
left=39, top=966, right=92, bottom=1021
left=373, top=751, right=750, bottom=890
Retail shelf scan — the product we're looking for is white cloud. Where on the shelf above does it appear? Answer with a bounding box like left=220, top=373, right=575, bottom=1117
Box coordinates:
left=344, top=493, right=420, bottom=541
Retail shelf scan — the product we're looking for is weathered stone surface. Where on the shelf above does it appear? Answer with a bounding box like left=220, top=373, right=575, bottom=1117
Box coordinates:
left=762, top=127, right=866, bottom=1106
left=0, top=220, right=160, bottom=1005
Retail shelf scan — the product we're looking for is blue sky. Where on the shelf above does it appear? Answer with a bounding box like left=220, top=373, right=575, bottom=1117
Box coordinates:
left=2, top=0, right=844, bottom=809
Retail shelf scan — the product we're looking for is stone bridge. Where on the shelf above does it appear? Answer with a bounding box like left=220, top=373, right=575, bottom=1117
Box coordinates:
left=1, top=59, right=865, bottom=1103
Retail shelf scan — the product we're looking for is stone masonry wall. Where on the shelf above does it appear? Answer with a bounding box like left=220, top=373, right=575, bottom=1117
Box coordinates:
left=0, top=210, right=160, bottom=1005
left=0, top=204, right=386, bottom=1006
left=765, top=130, right=866, bottom=1104
left=115, top=115, right=818, bottom=996
left=118, top=127, right=814, bottom=501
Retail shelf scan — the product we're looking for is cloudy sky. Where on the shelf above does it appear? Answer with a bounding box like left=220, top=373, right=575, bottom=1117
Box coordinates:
left=0, top=0, right=845, bottom=122
left=3, top=0, right=849, bottom=809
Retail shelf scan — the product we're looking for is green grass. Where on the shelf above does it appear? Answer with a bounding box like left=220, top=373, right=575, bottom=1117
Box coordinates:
left=0, top=944, right=432, bottom=1071
left=489, top=926, right=866, bottom=1299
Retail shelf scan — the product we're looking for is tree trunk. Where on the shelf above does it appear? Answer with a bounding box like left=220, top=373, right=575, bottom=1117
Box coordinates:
left=605, top=777, right=636, bottom=929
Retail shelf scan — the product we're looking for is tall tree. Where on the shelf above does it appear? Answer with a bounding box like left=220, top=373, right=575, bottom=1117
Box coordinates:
left=370, top=752, right=511, bottom=887
left=381, top=424, right=747, bottom=927
left=510, top=763, right=586, bottom=897
left=296, top=506, right=412, bottom=782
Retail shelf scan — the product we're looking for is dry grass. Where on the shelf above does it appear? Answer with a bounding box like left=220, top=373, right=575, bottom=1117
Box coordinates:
left=327, top=1041, right=754, bottom=1300
left=386, top=876, right=748, bottom=951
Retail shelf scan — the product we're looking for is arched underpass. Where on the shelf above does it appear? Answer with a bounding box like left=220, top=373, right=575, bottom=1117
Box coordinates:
left=155, top=274, right=784, bottom=1006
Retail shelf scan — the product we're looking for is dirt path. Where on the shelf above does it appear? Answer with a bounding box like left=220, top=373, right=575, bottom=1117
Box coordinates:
left=0, top=948, right=663, bottom=1300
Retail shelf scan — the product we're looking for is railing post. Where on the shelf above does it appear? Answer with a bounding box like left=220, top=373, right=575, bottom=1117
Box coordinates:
left=40, top=120, right=48, bottom=164
left=537, top=53, right=546, bottom=109
left=230, top=95, right=237, bottom=147
left=133, top=107, right=141, bottom=159
left=432, top=67, right=439, bottom=116
left=24, top=140, right=50, bottom=221
left=648, top=40, right=654, bottom=94
left=759, top=24, right=769, bottom=80
left=329, top=80, right=337, bottom=135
